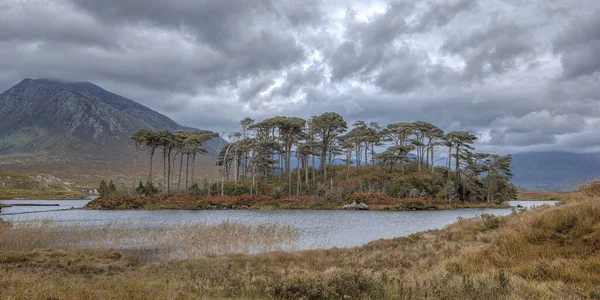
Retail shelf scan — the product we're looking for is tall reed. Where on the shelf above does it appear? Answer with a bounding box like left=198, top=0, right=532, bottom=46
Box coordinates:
left=0, top=219, right=300, bottom=261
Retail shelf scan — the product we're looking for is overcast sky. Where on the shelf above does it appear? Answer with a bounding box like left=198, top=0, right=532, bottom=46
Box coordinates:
left=1, top=0, right=599, bottom=154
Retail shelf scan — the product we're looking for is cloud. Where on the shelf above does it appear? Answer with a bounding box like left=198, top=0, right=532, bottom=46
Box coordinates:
left=442, top=20, right=536, bottom=81
left=553, top=11, right=600, bottom=79
left=1, top=0, right=600, bottom=153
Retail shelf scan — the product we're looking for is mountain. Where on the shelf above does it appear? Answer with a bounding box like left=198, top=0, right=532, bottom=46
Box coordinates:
left=0, top=78, right=222, bottom=165
left=511, top=151, right=600, bottom=191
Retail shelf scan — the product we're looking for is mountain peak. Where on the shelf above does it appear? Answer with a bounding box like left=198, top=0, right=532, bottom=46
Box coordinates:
left=0, top=78, right=218, bottom=162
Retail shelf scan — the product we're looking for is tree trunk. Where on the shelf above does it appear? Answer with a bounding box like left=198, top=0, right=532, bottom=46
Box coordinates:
left=147, top=147, right=156, bottom=183
left=167, top=148, right=172, bottom=193
left=250, top=164, right=254, bottom=198
left=287, top=144, right=292, bottom=195
left=364, top=142, right=368, bottom=166
left=371, top=143, right=375, bottom=167
left=417, top=144, right=421, bottom=173
left=191, top=153, right=196, bottom=187
left=178, top=153, right=184, bottom=192
left=346, top=149, right=351, bottom=180
left=455, top=146, right=460, bottom=181
left=320, top=142, right=327, bottom=182
left=296, top=154, right=301, bottom=197
left=133, top=147, right=139, bottom=191
left=447, top=145, right=452, bottom=171
left=312, top=155, right=316, bottom=188
left=234, top=153, right=238, bottom=191
left=163, top=148, right=167, bottom=192
left=431, top=145, right=435, bottom=172
left=185, top=153, right=190, bottom=191
left=304, top=156, right=309, bottom=192
left=356, top=144, right=360, bottom=172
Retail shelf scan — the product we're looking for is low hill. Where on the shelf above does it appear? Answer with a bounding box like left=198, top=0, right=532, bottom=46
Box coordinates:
left=511, top=151, right=600, bottom=190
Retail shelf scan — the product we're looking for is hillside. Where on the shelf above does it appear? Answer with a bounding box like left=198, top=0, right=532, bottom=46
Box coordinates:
left=0, top=170, right=84, bottom=199
left=0, top=79, right=223, bottom=194
left=0, top=79, right=221, bottom=159
left=511, top=151, right=600, bottom=190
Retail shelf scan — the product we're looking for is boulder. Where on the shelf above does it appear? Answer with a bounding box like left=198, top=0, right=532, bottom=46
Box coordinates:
left=343, top=201, right=369, bottom=210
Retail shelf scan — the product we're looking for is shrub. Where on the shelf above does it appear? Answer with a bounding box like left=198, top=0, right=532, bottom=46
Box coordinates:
left=385, top=181, right=411, bottom=198
left=135, top=181, right=158, bottom=196
left=270, top=270, right=384, bottom=300
left=188, top=183, right=206, bottom=198
left=481, top=214, right=502, bottom=230
left=99, top=180, right=118, bottom=198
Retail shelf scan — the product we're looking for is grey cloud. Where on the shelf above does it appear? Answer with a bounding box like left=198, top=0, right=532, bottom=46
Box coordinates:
left=413, top=0, right=477, bottom=32
left=504, top=131, right=556, bottom=147
left=553, top=11, right=600, bottom=79
left=492, top=111, right=586, bottom=135
left=2, top=0, right=600, bottom=154
left=374, top=55, right=425, bottom=93
left=443, top=20, right=536, bottom=81
left=0, top=1, right=117, bottom=48
left=237, top=77, right=274, bottom=103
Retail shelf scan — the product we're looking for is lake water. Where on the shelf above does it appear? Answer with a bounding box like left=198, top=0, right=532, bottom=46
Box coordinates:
left=1, top=200, right=557, bottom=250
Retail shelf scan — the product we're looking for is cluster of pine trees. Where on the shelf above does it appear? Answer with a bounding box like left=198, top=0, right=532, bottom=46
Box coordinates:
left=130, top=129, right=218, bottom=193
left=128, top=112, right=517, bottom=204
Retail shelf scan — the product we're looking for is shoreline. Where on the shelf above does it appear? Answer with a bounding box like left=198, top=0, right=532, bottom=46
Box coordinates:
left=85, top=194, right=513, bottom=211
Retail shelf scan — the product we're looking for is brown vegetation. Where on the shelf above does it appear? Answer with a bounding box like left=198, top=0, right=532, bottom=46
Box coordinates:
left=0, top=170, right=85, bottom=200
left=2, top=185, right=598, bottom=299
left=87, top=192, right=509, bottom=211
left=0, top=220, right=300, bottom=261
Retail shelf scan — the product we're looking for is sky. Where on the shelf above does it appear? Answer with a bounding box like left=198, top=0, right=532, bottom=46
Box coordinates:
left=1, top=0, right=599, bottom=154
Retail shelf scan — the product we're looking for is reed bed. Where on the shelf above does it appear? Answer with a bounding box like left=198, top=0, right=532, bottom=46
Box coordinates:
left=0, top=219, right=300, bottom=260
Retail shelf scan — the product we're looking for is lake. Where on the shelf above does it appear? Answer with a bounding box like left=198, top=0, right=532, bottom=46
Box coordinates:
left=1, top=200, right=557, bottom=250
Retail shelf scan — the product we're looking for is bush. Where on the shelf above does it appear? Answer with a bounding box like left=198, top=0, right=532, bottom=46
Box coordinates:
left=386, top=181, right=411, bottom=198
left=222, top=182, right=250, bottom=196
left=481, top=213, right=502, bottom=230
left=99, top=180, right=118, bottom=198
left=270, top=270, right=384, bottom=300
left=135, top=181, right=158, bottom=196
left=188, top=183, right=206, bottom=198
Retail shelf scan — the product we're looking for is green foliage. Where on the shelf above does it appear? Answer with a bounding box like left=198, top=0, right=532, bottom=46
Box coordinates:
left=135, top=181, right=158, bottom=196
left=222, top=183, right=250, bottom=196
left=385, top=181, right=412, bottom=198
left=188, top=183, right=205, bottom=198
left=99, top=180, right=118, bottom=198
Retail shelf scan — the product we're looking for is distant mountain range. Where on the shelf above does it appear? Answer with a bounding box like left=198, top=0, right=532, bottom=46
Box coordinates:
left=0, top=78, right=222, bottom=164
left=511, top=151, right=600, bottom=191
left=286, top=151, right=596, bottom=191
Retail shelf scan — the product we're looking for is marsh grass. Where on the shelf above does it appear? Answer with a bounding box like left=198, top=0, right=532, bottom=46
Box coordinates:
left=1, top=185, right=600, bottom=299
left=0, top=219, right=300, bottom=260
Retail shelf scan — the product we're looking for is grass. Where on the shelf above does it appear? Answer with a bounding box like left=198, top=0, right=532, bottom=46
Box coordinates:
left=518, top=189, right=569, bottom=201
left=0, top=170, right=85, bottom=199
left=0, top=184, right=598, bottom=299
left=0, top=220, right=300, bottom=261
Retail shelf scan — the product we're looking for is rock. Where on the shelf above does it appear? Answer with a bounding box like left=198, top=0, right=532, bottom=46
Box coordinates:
left=343, top=201, right=369, bottom=210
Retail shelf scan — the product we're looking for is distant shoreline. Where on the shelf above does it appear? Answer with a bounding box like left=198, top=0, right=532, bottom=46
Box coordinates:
left=85, top=194, right=512, bottom=211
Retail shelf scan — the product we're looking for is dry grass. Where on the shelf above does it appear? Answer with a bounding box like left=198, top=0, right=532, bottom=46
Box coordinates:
left=518, top=189, right=569, bottom=201
left=1, top=184, right=599, bottom=299
left=0, top=220, right=300, bottom=261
